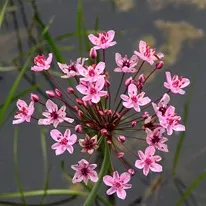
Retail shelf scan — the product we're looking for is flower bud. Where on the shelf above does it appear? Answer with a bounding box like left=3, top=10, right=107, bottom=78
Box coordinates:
left=67, top=87, right=74, bottom=94
left=107, top=140, right=112, bottom=144
left=78, top=110, right=83, bottom=118
left=75, top=124, right=83, bottom=133
left=46, top=90, right=56, bottom=98
left=55, top=89, right=62, bottom=97
left=137, top=74, right=145, bottom=90
left=131, top=121, right=137, bottom=127
left=100, top=128, right=109, bottom=136
left=117, top=152, right=124, bottom=158
left=89, top=48, right=97, bottom=59
left=76, top=98, right=84, bottom=105
left=105, top=80, right=110, bottom=87
left=142, top=112, right=150, bottom=119
left=125, top=77, right=133, bottom=86
left=117, top=135, right=126, bottom=143
left=128, top=168, right=135, bottom=175
left=30, top=93, right=39, bottom=102
left=99, top=110, right=104, bottom=115
left=156, top=61, right=164, bottom=70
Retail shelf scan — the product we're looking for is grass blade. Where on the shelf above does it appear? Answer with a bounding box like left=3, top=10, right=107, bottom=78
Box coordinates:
left=0, top=0, right=9, bottom=28
left=0, top=51, right=34, bottom=127
left=40, top=128, right=49, bottom=205
left=0, top=189, right=85, bottom=199
left=76, top=0, right=83, bottom=56
left=13, top=128, right=26, bottom=205
left=176, top=172, right=206, bottom=206
left=0, top=84, right=40, bottom=109
left=0, top=66, right=16, bottom=72
left=172, top=87, right=193, bottom=176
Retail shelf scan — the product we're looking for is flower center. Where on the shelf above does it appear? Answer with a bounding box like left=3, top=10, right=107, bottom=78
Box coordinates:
left=21, top=107, right=28, bottom=115
left=122, top=60, right=130, bottom=68
left=60, top=138, right=68, bottom=145
left=34, top=55, right=46, bottom=66
left=90, top=88, right=97, bottom=94
left=145, top=158, right=152, bottom=165
left=81, top=167, right=88, bottom=176
left=131, top=96, right=137, bottom=103
left=88, top=69, right=95, bottom=77
left=151, top=135, right=160, bottom=144
left=84, top=140, right=95, bottom=149
left=114, top=180, right=122, bottom=189
left=51, top=112, right=58, bottom=119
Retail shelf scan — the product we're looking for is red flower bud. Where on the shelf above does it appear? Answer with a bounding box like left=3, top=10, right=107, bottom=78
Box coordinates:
left=30, top=93, right=39, bottom=102
left=46, top=90, right=56, bottom=98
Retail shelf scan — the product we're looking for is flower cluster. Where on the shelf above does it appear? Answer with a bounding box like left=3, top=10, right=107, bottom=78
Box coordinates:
left=13, top=30, right=190, bottom=200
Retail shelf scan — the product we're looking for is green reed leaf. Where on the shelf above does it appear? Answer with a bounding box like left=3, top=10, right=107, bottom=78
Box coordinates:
left=0, top=51, right=34, bottom=127
left=13, top=128, right=26, bottom=205
left=0, top=0, right=9, bottom=28
left=176, top=172, right=206, bottom=206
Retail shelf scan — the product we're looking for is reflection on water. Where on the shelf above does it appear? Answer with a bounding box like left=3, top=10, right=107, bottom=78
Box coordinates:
left=148, top=0, right=206, bottom=10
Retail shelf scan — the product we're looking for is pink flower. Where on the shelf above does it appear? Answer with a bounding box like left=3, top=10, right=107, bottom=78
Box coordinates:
left=135, top=146, right=162, bottom=176
left=13, top=99, right=34, bottom=124
left=88, top=30, right=117, bottom=50
left=71, top=159, right=98, bottom=184
left=31, top=53, right=53, bottom=72
left=50, top=129, right=77, bottom=155
left=158, top=106, right=185, bottom=135
left=38, top=100, right=74, bottom=128
left=77, top=62, right=105, bottom=82
left=76, top=78, right=108, bottom=103
left=57, top=57, right=87, bottom=78
left=79, top=134, right=98, bottom=154
left=152, top=93, right=170, bottom=116
left=103, top=171, right=132, bottom=200
left=114, top=53, right=138, bottom=73
left=134, top=41, right=164, bottom=65
left=121, top=84, right=151, bottom=112
left=146, top=127, right=168, bottom=152
left=164, top=72, right=190, bottom=95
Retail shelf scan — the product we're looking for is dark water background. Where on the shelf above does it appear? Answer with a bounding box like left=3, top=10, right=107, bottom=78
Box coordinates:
left=0, top=0, right=206, bottom=205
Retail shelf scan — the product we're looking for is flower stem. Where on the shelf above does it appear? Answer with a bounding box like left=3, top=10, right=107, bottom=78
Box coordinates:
left=83, top=141, right=110, bottom=206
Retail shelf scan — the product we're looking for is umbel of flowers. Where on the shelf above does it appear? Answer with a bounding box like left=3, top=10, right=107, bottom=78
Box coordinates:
left=13, top=30, right=190, bottom=201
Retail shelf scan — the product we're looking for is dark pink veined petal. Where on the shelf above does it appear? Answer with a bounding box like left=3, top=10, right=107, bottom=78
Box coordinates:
left=115, top=53, right=123, bottom=67
left=64, top=129, right=71, bottom=139
left=135, top=160, right=144, bottom=169
left=165, top=72, right=172, bottom=83
left=150, top=163, right=163, bottom=173
left=123, top=183, right=132, bottom=189
left=50, top=129, right=63, bottom=141
left=138, top=150, right=145, bottom=160
left=113, top=171, right=120, bottom=179
left=95, top=62, right=105, bottom=74
left=88, top=34, right=98, bottom=45
left=68, top=134, right=77, bottom=145
left=120, top=94, right=129, bottom=101
left=66, top=145, right=74, bottom=154
left=46, top=100, right=58, bottom=112
left=55, top=145, right=66, bottom=155
left=120, top=172, right=131, bottom=184
left=95, top=77, right=105, bottom=91
left=46, top=53, right=53, bottom=65
left=145, top=146, right=155, bottom=156
left=128, top=84, right=137, bottom=97
left=117, top=189, right=127, bottom=200
left=106, top=187, right=116, bottom=195
left=103, top=175, right=114, bottom=186
left=143, top=164, right=150, bottom=176
left=107, top=30, right=115, bottom=42
left=76, top=84, right=89, bottom=95
left=89, top=171, right=98, bottom=182
left=139, top=40, right=147, bottom=54
left=92, top=95, right=101, bottom=104
left=16, top=99, right=28, bottom=110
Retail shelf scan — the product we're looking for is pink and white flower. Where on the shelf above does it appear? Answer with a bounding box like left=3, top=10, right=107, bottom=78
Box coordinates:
left=103, top=171, right=132, bottom=200
left=76, top=78, right=108, bottom=103
left=50, top=129, right=77, bottom=155
left=146, top=127, right=168, bottom=152
left=158, top=105, right=185, bottom=135
left=134, top=41, right=163, bottom=65
left=38, top=100, right=74, bottom=128
left=71, top=159, right=98, bottom=184
left=77, top=62, right=105, bottom=82
left=152, top=93, right=170, bottom=116
left=135, top=146, right=162, bottom=176
left=164, top=72, right=190, bottom=95
left=13, top=99, right=34, bottom=124
left=114, top=53, right=138, bottom=73
left=88, top=30, right=117, bottom=50
left=121, top=84, right=151, bottom=112
left=79, top=134, right=98, bottom=154
left=57, top=57, right=87, bottom=78
left=31, top=53, right=53, bottom=72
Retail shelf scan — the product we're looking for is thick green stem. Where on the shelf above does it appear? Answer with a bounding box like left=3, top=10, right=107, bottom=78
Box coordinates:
left=83, top=143, right=110, bottom=206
